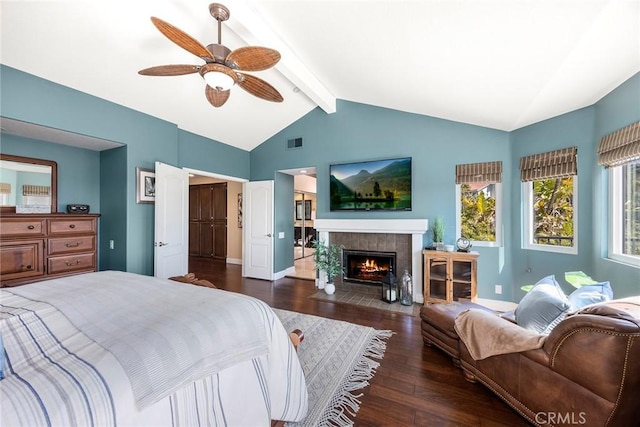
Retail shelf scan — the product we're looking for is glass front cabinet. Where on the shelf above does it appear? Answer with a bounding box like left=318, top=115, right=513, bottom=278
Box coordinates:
left=423, top=250, right=478, bottom=303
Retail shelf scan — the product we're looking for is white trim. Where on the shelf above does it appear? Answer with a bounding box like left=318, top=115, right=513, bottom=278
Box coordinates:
left=226, top=258, right=242, bottom=265
left=608, top=165, right=640, bottom=267
left=522, top=179, right=578, bottom=255
left=274, top=266, right=296, bottom=280
left=314, top=219, right=428, bottom=234
left=183, top=168, right=248, bottom=183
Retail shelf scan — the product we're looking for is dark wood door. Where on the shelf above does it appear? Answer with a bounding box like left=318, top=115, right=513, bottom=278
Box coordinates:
left=189, top=183, right=227, bottom=259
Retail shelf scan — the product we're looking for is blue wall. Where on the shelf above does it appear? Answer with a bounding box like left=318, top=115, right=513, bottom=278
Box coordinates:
left=252, top=74, right=640, bottom=301
left=510, top=107, right=597, bottom=296
left=1, top=134, right=101, bottom=212
left=251, top=100, right=516, bottom=299
left=2, top=64, right=638, bottom=300
left=1, top=65, right=250, bottom=275
left=592, top=74, right=640, bottom=297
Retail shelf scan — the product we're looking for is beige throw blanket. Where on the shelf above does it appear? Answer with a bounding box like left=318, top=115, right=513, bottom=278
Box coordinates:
left=454, top=308, right=546, bottom=360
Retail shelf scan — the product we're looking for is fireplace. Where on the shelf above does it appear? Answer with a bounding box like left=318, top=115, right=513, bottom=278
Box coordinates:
left=343, top=250, right=396, bottom=285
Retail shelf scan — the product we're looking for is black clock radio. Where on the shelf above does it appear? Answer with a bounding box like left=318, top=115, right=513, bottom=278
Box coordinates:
left=67, top=204, right=90, bottom=214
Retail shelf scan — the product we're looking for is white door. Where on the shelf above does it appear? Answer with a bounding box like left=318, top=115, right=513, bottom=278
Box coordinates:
left=242, top=180, right=274, bottom=280
left=154, top=161, right=189, bottom=278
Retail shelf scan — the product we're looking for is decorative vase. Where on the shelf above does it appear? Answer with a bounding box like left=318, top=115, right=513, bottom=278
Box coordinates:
left=324, top=283, right=336, bottom=295
left=399, top=269, right=414, bottom=306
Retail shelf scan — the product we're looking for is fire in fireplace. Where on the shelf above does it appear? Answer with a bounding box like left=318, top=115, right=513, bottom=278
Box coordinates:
left=343, top=250, right=396, bottom=285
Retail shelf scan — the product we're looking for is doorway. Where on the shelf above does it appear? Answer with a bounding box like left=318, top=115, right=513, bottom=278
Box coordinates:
left=186, top=171, right=246, bottom=271
left=291, top=171, right=317, bottom=280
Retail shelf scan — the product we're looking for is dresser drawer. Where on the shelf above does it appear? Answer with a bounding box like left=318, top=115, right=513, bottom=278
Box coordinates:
left=49, top=218, right=96, bottom=235
left=0, top=219, right=46, bottom=238
left=48, top=235, right=96, bottom=255
left=48, top=252, right=96, bottom=274
left=0, top=240, right=45, bottom=280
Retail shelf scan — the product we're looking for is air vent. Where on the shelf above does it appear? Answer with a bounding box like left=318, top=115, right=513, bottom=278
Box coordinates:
left=287, top=137, right=303, bottom=150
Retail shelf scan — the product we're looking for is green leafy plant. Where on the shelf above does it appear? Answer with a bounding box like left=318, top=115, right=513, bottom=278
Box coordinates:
left=312, top=240, right=344, bottom=283
left=432, top=217, right=445, bottom=243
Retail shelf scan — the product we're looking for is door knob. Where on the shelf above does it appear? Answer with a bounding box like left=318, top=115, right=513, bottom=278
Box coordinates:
left=266, top=233, right=272, bottom=237
left=155, top=242, right=168, bottom=247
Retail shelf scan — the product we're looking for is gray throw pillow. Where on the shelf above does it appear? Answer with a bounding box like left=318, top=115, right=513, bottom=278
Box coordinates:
left=515, top=275, right=570, bottom=335
left=568, top=281, right=613, bottom=311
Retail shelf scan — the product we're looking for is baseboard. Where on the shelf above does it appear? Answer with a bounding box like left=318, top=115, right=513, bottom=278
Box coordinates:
left=226, top=258, right=242, bottom=265
left=274, top=266, right=296, bottom=280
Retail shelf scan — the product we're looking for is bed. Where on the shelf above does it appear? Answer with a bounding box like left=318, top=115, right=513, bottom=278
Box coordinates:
left=0, top=270, right=308, bottom=426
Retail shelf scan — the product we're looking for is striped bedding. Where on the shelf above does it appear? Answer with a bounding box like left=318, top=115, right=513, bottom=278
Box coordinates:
left=0, top=271, right=308, bottom=426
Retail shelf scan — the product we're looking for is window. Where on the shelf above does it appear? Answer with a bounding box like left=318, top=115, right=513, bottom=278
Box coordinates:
left=522, top=176, right=577, bottom=253
left=520, top=147, right=578, bottom=254
left=599, top=120, right=640, bottom=267
left=455, top=161, right=502, bottom=246
left=608, top=161, right=640, bottom=266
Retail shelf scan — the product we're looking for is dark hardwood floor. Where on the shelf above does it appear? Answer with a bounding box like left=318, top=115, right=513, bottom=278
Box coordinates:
left=190, top=258, right=530, bottom=426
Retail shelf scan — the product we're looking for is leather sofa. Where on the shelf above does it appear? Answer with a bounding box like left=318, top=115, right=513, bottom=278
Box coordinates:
left=420, top=298, right=640, bottom=426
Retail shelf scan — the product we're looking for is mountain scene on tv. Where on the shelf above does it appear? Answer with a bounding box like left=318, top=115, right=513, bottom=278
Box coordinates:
left=330, top=158, right=412, bottom=211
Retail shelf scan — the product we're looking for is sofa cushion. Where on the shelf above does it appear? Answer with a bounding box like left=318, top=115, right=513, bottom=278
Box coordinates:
left=515, top=275, right=570, bottom=335
left=568, top=281, right=613, bottom=311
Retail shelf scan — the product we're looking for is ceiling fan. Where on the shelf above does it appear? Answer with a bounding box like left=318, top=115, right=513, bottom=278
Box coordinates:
left=138, top=3, right=283, bottom=108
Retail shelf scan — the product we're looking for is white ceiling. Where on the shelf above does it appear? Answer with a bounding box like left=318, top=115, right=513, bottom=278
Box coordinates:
left=2, top=0, right=638, bottom=152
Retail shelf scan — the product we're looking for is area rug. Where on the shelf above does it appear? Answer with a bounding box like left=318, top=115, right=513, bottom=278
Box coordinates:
left=273, top=308, right=392, bottom=426
left=309, top=283, right=421, bottom=317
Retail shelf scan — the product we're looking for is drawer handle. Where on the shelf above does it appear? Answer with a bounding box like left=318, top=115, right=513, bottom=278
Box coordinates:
left=21, top=264, right=33, bottom=270
left=27, top=225, right=35, bottom=230
left=65, top=260, right=81, bottom=266
left=69, top=224, right=76, bottom=229
left=65, top=241, right=83, bottom=248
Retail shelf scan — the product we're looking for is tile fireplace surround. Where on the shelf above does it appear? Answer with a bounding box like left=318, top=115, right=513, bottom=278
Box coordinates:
left=314, top=219, right=429, bottom=303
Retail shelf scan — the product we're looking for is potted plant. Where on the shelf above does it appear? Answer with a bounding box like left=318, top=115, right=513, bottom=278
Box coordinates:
left=312, top=239, right=344, bottom=295
left=432, top=217, right=445, bottom=250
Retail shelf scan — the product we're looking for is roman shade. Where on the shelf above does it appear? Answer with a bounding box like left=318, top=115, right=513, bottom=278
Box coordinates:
left=0, top=183, right=11, bottom=194
left=22, top=185, right=51, bottom=196
left=456, top=161, right=502, bottom=184
left=597, top=120, right=640, bottom=167
left=520, top=147, right=577, bottom=182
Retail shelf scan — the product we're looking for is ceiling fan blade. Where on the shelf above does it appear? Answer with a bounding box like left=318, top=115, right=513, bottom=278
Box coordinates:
left=237, top=74, right=283, bottom=103
left=138, top=65, right=200, bottom=76
left=226, top=47, right=281, bottom=71
left=205, top=85, right=230, bottom=107
left=150, top=17, right=214, bottom=61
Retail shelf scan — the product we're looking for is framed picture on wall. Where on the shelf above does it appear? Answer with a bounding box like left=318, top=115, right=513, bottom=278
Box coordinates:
left=136, top=167, right=155, bottom=204
left=295, top=200, right=312, bottom=220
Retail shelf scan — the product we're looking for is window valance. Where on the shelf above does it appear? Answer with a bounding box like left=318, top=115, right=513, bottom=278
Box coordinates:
left=0, top=183, right=11, bottom=194
left=597, top=120, right=640, bottom=167
left=22, top=185, right=51, bottom=196
left=520, top=147, right=577, bottom=182
left=455, top=161, right=502, bottom=184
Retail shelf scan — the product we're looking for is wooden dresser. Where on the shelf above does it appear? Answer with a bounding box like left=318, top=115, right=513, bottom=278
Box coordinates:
left=0, top=213, right=99, bottom=287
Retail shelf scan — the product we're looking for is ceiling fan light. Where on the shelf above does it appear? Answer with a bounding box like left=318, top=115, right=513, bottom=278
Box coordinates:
left=203, top=70, right=235, bottom=91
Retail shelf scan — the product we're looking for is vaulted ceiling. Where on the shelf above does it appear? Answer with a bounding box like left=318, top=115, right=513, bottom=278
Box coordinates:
left=2, top=0, right=638, bottom=151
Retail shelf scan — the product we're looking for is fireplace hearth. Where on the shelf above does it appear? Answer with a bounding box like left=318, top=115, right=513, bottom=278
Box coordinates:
left=343, top=249, right=396, bottom=285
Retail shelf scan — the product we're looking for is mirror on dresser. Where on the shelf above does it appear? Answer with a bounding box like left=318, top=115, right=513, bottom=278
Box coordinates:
left=0, top=153, right=58, bottom=214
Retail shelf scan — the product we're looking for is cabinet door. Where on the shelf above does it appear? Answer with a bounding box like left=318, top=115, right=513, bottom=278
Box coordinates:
left=451, top=259, right=474, bottom=301
left=189, top=186, right=201, bottom=221
left=200, top=222, right=214, bottom=257
left=189, top=222, right=200, bottom=256
left=213, top=222, right=227, bottom=259
left=0, top=240, right=45, bottom=281
left=200, top=186, right=214, bottom=221
left=212, top=183, right=227, bottom=220
left=427, top=256, right=448, bottom=301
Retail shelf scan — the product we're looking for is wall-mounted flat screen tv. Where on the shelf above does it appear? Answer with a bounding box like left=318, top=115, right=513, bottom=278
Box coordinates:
left=330, top=157, right=412, bottom=211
